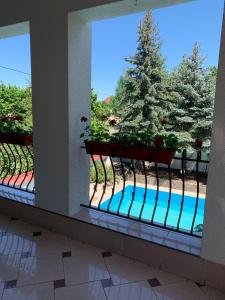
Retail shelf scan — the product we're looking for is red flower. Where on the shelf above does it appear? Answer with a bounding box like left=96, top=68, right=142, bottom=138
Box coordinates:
left=14, top=115, right=23, bottom=121
left=81, top=116, right=88, bottom=122
left=154, top=135, right=164, bottom=147
left=195, top=138, right=203, bottom=148
left=109, top=119, right=117, bottom=126
left=161, top=118, right=168, bottom=125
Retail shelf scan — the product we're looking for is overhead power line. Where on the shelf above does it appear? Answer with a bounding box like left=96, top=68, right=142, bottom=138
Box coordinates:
left=0, top=65, right=31, bottom=76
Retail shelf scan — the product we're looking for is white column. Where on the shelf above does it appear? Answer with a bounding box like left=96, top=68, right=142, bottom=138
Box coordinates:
left=201, top=5, right=225, bottom=265
left=68, top=12, right=91, bottom=215
left=30, top=6, right=91, bottom=216
left=30, top=7, right=70, bottom=215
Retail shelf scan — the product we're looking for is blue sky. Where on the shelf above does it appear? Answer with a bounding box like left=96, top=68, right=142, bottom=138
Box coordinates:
left=0, top=0, right=223, bottom=100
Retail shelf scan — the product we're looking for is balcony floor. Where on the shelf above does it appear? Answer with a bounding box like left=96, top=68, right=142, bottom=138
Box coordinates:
left=0, top=214, right=223, bottom=299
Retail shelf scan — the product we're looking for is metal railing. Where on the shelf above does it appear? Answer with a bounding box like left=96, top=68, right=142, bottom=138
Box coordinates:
left=0, top=143, right=34, bottom=193
left=82, top=149, right=208, bottom=237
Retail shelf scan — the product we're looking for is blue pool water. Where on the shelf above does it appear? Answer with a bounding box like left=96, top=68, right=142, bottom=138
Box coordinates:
left=100, top=185, right=205, bottom=232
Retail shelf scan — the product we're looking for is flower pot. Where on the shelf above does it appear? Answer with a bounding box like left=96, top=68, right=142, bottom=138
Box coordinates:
left=0, top=133, right=33, bottom=146
left=85, top=141, right=176, bottom=164
left=114, top=144, right=175, bottom=164
left=85, top=140, right=114, bottom=157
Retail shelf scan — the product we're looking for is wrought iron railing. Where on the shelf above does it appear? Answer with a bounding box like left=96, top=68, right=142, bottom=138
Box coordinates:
left=82, top=149, right=208, bottom=237
left=0, top=143, right=34, bottom=193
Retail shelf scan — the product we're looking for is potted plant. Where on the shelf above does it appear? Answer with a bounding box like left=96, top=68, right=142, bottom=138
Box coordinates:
left=80, top=116, right=113, bottom=156
left=0, top=114, right=33, bottom=146
left=80, top=116, right=178, bottom=164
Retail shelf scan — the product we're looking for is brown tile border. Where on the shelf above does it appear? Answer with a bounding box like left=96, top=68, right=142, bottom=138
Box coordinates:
left=148, top=278, right=161, bottom=287
left=54, top=279, right=65, bottom=289
left=4, top=280, right=17, bottom=289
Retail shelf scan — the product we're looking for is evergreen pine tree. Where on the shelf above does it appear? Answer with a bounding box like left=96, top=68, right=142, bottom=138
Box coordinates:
left=168, top=43, right=215, bottom=151
left=118, top=11, right=167, bottom=134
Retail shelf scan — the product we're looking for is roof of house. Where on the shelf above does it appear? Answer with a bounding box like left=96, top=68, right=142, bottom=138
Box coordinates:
left=103, top=97, right=112, bottom=104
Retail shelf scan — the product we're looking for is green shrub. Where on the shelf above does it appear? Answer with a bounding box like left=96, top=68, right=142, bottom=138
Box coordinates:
left=194, top=224, right=203, bottom=233
left=90, top=160, right=119, bottom=184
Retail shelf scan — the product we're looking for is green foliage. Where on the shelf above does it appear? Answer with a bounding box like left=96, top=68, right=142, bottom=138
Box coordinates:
left=166, top=43, right=215, bottom=151
left=165, top=134, right=179, bottom=149
left=90, top=160, right=119, bottom=184
left=112, top=12, right=217, bottom=152
left=111, top=130, right=153, bottom=146
left=91, top=89, right=112, bottom=121
left=112, top=76, right=128, bottom=115
left=194, top=224, right=203, bottom=233
left=0, top=84, right=33, bottom=179
left=117, top=11, right=168, bottom=135
left=0, top=83, right=32, bottom=134
left=208, top=66, right=217, bottom=81
left=91, top=118, right=110, bottom=142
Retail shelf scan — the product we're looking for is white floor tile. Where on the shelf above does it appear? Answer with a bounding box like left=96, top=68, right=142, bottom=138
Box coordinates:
left=105, top=281, right=158, bottom=300
left=201, top=286, right=225, bottom=300
left=0, top=214, right=10, bottom=232
left=31, top=230, right=70, bottom=256
left=0, top=214, right=225, bottom=300
left=0, top=254, right=21, bottom=282
left=69, top=239, right=102, bottom=257
left=63, top=252, right=109, bottom=285
left=55, top=281, right=106, bottom=300
left=0, top=233, right=32, bottom=256
left=7, top=220, right=42, bottom=235
left=104, top=254, right=154, bottom=285
left=151, top=268, right=186, bottom=285
left=153, top=281, right=207, bottom=300
left=17, top=254, right=64, bottom=286
left=2, top=282, right=54, bottom=300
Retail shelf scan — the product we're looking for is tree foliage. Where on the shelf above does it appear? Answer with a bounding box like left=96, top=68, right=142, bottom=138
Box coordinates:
left=167, top=43, right=215, bottom=150
left=0, top=83, right=33, bottom=178
left=117, top=11, right=167, bottom=134
left=113, top=10, right=217, bottom=152
left=90, top=89, right=110, bottom=141
left=0, top=83, right=32, bottom=134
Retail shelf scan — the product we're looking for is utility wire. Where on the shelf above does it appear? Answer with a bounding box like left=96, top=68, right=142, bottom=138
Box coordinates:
left=0, top=65, right=111, bottom=97
left=0, top=65, right=31, bottom=76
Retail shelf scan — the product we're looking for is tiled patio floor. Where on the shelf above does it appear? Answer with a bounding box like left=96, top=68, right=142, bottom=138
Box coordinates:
left=0, top=214, right=224, bottom=300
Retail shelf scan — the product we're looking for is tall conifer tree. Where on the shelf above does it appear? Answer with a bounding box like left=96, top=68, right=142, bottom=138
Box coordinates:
left=168, top=43, right=215, bottom=150
left=118, top=11, right=167, bottom=134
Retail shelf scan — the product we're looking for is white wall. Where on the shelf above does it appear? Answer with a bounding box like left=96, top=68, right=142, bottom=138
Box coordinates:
left=201, top=4, right=225, bottom=266
left=0, top=22, right=29, bottom=39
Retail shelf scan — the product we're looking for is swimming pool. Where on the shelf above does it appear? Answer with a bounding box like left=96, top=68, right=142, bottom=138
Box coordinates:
left=100, top=185, right=205, bottom=232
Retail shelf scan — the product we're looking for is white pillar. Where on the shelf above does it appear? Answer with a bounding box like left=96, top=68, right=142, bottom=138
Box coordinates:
left=30, top=7, right=91, bottom=216
left=68, top=12, right=91, bottom=215
left=201, top=5, right=225, bottom=265
left=30, top=7, right=69, bottom=215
